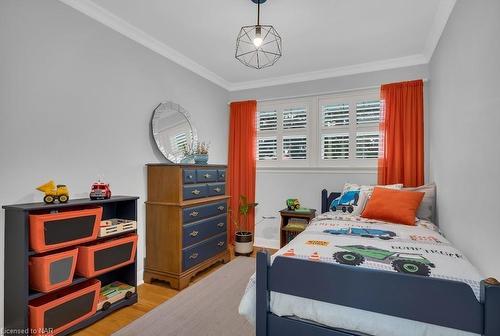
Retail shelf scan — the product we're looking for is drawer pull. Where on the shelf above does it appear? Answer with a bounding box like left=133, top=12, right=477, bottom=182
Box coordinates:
left=203, top=173, right=211, bottom=179
left=189, top=253, right=199, bottom=259
left=217, top=241, right=225, bottom=247
left=214, top=187, right=221, bottom=193
left=190, top=211, right=199, bottom=217
left=217, top=206, right=225, bottom=211
left=220, top=174, right=225, bottom=178
left=190, top=230, right=199, bottom=237
left=192, top=189, right=201, bottom=195
left=188, top=175, right=193, bottom=179
left=217, top=223, right=224, bottom=228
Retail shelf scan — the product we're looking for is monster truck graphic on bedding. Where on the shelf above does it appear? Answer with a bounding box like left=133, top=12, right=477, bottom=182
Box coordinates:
left=324, top=228, right=396, bottom=240
left=333, top=245, right=435, bottom=276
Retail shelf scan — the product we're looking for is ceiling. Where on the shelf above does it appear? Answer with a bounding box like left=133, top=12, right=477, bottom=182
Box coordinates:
left=59, top=0, right=456, bottom=91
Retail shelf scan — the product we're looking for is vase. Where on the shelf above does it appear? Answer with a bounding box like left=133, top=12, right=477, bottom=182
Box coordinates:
left=194, top=154, right=208, bottom=165
left=235, top=231, right=253, bottom=256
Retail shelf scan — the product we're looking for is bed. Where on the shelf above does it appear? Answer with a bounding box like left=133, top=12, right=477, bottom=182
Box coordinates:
left=239, top=189, right=500, bottom=336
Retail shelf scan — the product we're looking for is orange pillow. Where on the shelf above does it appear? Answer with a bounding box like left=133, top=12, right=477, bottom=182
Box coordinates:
left=361, top=187, right=425, bottom=225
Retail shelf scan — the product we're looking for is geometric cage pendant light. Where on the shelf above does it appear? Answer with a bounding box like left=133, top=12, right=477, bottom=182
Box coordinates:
left=235, top=0, right=282, bottom=69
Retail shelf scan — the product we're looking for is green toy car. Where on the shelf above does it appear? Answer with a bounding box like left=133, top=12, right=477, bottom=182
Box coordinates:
left=333, top=245, right=435, bottom=276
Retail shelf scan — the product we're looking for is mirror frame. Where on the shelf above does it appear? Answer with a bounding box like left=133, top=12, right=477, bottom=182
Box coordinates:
left=151, top=101, right=198, bottom=163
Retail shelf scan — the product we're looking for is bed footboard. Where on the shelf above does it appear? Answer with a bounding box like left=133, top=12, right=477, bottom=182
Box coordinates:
left=256, top=251, right=496, bottom=336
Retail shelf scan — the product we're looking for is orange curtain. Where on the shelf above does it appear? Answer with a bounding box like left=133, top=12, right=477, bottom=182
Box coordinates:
left=378, top=80, right=424, bottom=187
left=227, top=100, right=257, bottom=243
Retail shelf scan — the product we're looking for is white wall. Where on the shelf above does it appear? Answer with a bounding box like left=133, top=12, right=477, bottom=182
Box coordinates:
left=254, top=169, right=376, bottom=248
left=0, top=0, right=229, bottom=326
left=231, top=65, right=430, bottom=248
left=429, top=0, right=500, bottom=278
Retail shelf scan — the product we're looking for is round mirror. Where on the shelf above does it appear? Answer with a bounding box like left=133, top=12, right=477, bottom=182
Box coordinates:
left=151, top=101, right=197, bottom=163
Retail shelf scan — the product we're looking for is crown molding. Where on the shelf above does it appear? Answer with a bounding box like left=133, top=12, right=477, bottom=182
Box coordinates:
left=58, top=0, right=232, bottom=90
left=228, top=54, right=428, bottom=91
left=59, top=0, right=455, bottom=92
left=422, top=0, right=456, bottom=62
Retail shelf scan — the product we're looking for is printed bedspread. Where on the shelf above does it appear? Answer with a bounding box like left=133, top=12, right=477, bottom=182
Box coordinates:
left=239, top=213, right=483, bottom=336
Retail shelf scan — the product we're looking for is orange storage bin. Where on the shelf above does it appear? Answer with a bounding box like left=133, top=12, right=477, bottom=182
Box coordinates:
left=29, top=207, right=102, bottom=253
left=29, top=279, right=100, bottom=336
left=29, top=248, right=78, bottom=293
left=76, top=234, right=138, bottom=278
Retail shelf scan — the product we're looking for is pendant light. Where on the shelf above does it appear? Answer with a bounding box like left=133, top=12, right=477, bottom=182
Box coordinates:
left=235, top=0, right=282, bottom=69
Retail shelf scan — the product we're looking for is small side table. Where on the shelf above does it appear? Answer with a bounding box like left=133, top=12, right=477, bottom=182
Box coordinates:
left=279, top=208, right=316, bottom=248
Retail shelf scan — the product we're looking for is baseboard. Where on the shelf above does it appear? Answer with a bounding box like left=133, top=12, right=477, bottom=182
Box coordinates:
left=254, top=237, right=280, bottom=250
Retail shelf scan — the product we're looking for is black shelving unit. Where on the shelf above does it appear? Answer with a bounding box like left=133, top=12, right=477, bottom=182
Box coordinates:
left=2, top=196, right=139, bottom=335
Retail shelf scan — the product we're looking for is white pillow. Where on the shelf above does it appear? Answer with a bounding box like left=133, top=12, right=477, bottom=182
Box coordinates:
left=402, top=183, right=436, bottom=222
left=330, top=183, right=403, bottom=215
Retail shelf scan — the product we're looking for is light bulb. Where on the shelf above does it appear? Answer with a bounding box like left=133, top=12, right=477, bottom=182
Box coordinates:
left=254, top=25, right=262, bottom=48
left=253, top=37, right=263, bottom=47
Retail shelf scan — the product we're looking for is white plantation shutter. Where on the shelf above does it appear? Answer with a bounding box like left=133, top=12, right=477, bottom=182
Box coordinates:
left=322, top=103, right=350, bottom=127
left=356, top=132, right=379, bottom=158
left=356, top=101, right=380, bottom=124
left=322, top=134, right=349, bottom=160
left=256, top=90, right=380, bottom=166
left=257, top=137, right=277, bottom=160
left=283, top=136, right=307, bottom=160
left=283, top=107, right=307, bottom=129
left=257, top=110, right=277, bottom=131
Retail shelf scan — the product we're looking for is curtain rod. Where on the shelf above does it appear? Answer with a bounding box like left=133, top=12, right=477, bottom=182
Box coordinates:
left=228, top=78, right=428, bottom=104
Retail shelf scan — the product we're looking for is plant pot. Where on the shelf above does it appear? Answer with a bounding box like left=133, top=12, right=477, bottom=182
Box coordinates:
left=194, top=154, right=209, bottom=165
left=235, top=231, right=253, bottom=256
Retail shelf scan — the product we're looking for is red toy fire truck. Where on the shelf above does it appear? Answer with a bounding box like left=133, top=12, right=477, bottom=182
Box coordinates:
left=89, top=181, right=112, bottom=200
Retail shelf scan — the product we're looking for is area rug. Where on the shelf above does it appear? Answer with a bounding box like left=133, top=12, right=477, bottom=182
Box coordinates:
left=113, top=257, right=255, bottom=336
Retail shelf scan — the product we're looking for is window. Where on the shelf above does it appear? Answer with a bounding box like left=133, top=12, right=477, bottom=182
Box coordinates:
left=257, top=110, right=277, bottom=131
left=256, top=99, right=311, bottom=165
left=257, top=137, right=277, bottom=160
left=256, top=89, right=380, bottom=168
left=356, top=132, right=379, bottom=158
left=322, top=134, right=349, bottom=160
left=283, top=136, right=307, bottom=160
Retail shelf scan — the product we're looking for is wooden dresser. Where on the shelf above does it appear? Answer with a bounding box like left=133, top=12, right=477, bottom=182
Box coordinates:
left=144, top=163, right=230, bottom=289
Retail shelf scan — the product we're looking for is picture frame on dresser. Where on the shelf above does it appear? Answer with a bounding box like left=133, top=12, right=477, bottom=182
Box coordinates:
left=144, top=163, right=230, bottom=290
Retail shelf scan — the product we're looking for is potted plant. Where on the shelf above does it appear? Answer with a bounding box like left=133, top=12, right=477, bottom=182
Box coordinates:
left=193, top=141, right=209, bottom=165
left=230, top=195, right=258, bottom=256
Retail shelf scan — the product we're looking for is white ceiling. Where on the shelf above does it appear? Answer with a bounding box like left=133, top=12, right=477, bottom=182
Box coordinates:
left=59, top=0, right=456, bottom=91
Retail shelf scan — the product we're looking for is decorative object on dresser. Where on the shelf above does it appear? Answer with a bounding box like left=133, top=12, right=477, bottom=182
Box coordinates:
left=230, top=195, right=258, bottom=256
left=151, top=101, right=197, bottom=163
left=279, top=208, right=316, bottom=248
left=144, top=163, right=230, bottom=290
left=192, top=141, right=210, bottom=164
left=2, top=196, right=139, bottom=336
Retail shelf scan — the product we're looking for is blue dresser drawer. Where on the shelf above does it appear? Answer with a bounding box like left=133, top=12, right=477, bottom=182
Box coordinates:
left=182, top=214, right=227, bottom=247
left=183, top=184, right=208, bottom=200
left=196, top=169, right=218, bottom=183
left=217, top=169, right=226, bottom=182
left=207, top=183, right=225, bottom=197
left=183, top=169, right=196, bottom=184
left=182, top=232, right=227, bottom=271
left=183, top=201, right=227, bottom=224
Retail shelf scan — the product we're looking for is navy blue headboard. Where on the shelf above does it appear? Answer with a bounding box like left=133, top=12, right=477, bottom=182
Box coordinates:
left=321, top=189, right=342, bottom=214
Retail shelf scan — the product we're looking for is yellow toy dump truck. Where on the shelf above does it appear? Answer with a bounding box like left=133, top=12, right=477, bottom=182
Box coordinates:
left=36, top=180, right=69, bottom=204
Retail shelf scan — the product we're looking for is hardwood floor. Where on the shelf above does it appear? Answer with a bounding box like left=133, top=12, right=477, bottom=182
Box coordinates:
left=74, top=246, right=276, bottom=336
